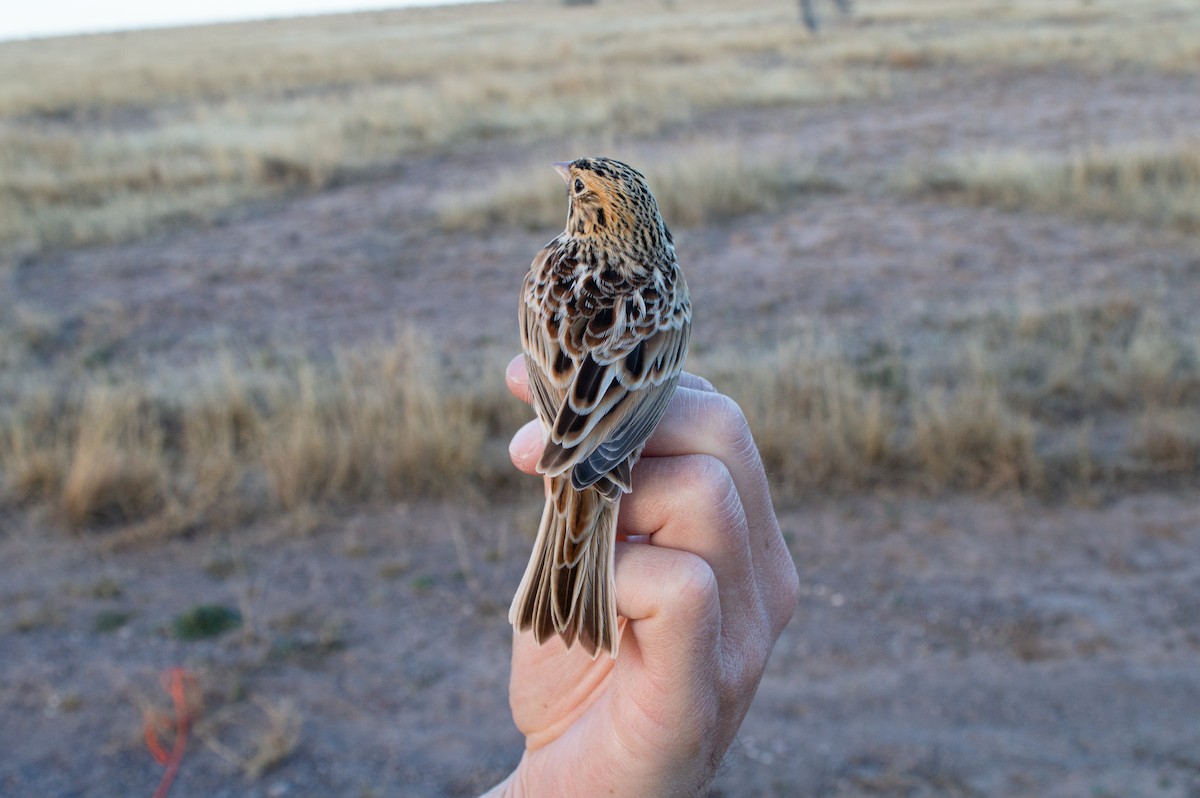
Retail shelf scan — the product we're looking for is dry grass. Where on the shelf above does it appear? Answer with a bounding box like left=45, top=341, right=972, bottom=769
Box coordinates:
left=973, top=297, right=1200, bottom=418
left=241, top=698, right=303, bottom=779
left=195, top=696, right=303, bottom=779
left=0, top=333, right=518, bottom=539
left=910, top=382, right=1041, bottom=493
left=60, top=387, right=168, bottom=527
left=908, top=139, right=1200, bottom=233
left=0, top=0, right=1189, bottom=118
left=728, top=333, right=894, bottom=493
left=848, top=0, right=1199, bottom=73
left=1134, top=408, right=1200, bottom=473
left=436, top=145, right=840, bottom=233
left=2, top=291, right=1199, bottom=541
left=259, top=339, right=487, bottom=511
left=4, top=0, right=1196, bottom=250
left=715, top=297, right=1200, bottom=500
left=0, top=1, right=886, bottom=250
left=721, top=333, right=1043, bottom=498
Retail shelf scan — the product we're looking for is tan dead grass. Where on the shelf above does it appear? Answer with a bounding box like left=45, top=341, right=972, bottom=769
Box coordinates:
left=717, top=298, right=1199, bottom=499
left=0, top=333, right=505, bottom=539
left=911, top=384, right=1041, bottom=493
left=241, top=698, right=303, bottom=779
left=727, top=334, right=894, bottom=493
left=0, top=1, right=885, bottom=251
left=980, top=296, right=1200, bottom=418
left=260, top=339, right=485, bottom=512
left=60, top=387, right=168, bottom=528
left=4, top=0, right=1196, bottom=250
left=2, top=299, right=1198, bottom=538
left=829, top=0, right=1200, bottom=73
left=721, top=333, right=1043, bottom=498
left=7, top=295, right=1200, bottom=537
left=195, top=695, right=302, bottom=779
left=1134, top=408, right=1200, bottom=474
left=909, top=140, right=1200, bottom=233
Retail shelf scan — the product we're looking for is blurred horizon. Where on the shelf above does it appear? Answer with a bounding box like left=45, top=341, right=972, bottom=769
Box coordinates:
left=0, top=0, right=504, bottom=42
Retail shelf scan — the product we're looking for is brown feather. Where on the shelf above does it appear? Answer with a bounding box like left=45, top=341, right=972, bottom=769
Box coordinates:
left=510, top=156, right=691, bottom=659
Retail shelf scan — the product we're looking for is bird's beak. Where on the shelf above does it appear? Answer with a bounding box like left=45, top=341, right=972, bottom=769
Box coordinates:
left=552, top=162, right=572, bottom=183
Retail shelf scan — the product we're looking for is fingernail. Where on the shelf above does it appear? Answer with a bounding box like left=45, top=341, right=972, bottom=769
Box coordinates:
left=509, top=419, right=543, bottom=460
left=506, top=355, right=528, bottom=385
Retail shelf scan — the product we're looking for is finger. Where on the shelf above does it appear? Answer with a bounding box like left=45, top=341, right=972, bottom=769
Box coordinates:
left=509, top=358, right=784, bottom=570
left=505, top=354, right=794, bottom=626
left=613, top=541, right=721, bottom=696
left=617, top=455, right=763, bottom=645
left=608, top=541, right=761, bottom=780
left=678, top=372, right=716, bottom=392
left=506, top=354, right=532, bottom=405
left=508, top=418, right=543, bottom=475
left=514, top=542, right=724, bottom=733
left=505, top=354, right=714, bottom=475
left=639, top=387, right=798, bottom=632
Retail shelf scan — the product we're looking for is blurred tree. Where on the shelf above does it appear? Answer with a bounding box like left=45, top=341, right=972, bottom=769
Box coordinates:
left=800, top=0, right=853, bottom=32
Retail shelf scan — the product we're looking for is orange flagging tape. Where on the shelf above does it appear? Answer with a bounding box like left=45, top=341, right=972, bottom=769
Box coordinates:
left=144, top=668, right=200, bottom=798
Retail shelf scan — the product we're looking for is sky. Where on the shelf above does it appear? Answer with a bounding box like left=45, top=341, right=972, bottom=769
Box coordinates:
left=0, top=0, right=500, bottom=42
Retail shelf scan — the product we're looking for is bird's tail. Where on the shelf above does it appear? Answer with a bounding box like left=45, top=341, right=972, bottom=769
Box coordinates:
left=509, top=474, right=620, bottom=659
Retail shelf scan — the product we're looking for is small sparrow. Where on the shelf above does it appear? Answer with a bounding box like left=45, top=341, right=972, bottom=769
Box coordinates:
left=509, top=157, right=691, bottom=658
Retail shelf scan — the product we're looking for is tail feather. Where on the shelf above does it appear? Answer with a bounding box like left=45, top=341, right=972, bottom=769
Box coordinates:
left=509, top=475, right=620, bottom=658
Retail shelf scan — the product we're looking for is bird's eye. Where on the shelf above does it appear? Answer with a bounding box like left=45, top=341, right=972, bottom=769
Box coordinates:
left=573, top=178, right=585, bottom=193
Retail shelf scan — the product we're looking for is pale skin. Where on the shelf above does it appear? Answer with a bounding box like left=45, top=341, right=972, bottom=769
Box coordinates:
left=484, top=356, right=800, bottom=798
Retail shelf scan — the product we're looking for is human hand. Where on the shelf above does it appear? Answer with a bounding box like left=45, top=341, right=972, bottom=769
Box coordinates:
left=486, top=356, right=799, bottom=797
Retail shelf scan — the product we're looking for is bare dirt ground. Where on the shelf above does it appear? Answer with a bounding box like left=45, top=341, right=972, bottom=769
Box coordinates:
left=3, top=65, right=1200, bottom=796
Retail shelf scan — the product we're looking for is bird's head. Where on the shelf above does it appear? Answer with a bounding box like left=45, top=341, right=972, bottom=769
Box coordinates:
left=554, top=157, right=670, bottom=251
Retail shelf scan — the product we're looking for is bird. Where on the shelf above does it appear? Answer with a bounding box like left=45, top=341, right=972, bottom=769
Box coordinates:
left=509, top=157, right=691, bottom=659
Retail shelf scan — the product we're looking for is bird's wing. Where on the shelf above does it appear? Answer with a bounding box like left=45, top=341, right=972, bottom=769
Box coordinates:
left=539, top=315, right=690, bottom=491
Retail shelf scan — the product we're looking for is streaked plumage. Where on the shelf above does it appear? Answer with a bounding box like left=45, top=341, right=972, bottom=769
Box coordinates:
left=509, top=157, right=691, bottom=658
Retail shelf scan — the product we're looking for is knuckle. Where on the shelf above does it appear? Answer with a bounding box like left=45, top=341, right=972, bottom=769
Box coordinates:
left=668, top=552, right=719, bottom=615
left=686, top=451, right=748, bottom=537
left=677, top=454, right=734, bottom=504
left=708, top=393, right=760, bottom=468
left=711, top=393, right=751, bottom=442
left=675, top=455, right=746, bottom=533
left=718, top=645, right=759, bottom=708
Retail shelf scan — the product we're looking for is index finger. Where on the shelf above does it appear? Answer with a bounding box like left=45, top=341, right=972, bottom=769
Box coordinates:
left=504, top=355, right=796, bottom=633
left=643, top=386, right=798, bottom=634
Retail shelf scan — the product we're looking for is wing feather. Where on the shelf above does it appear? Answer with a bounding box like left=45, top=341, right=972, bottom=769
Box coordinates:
left=522, top=243, right=690, bottom=492
left=541, top=320, right=689, bottom=484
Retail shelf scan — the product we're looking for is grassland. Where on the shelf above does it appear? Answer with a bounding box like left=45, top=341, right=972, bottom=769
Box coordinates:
left=2, top=0, right=1198, bottom=250
left=908, top=139, right=1200, bottom=233
left=2, top=291, right=1197, bottom=542
left=2, top=0, right=1200, bottom=542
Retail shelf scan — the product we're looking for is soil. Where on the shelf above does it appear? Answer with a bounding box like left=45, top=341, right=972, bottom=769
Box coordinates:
left=3, top=65, right=1200, bottom=797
